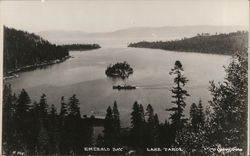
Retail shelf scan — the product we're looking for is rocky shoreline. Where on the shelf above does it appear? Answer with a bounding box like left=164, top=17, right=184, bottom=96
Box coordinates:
left=3, top=55, right=71, bottom=80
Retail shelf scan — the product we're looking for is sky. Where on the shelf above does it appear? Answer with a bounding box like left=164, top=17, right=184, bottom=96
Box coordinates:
left=0, top=0, right=248, bottom=33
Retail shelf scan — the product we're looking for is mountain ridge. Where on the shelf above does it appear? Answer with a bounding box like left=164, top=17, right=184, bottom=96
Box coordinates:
left=38, top=25, right=248, bottom=41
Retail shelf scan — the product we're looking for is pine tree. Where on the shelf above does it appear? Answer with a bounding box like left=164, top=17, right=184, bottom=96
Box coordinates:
left=59, top=96, right=68, bottom=154
left=130, top=101, right=145, bottom=148
left=68, top=94, right=81, bottom=118
left=197, top=100, right=205, bottom=126
left=112, top=101, right=121, bottom=145
left=15, top=89, right=31, bottom=152
left=59, top=96, right=68, bottom=120
left=167, top=60, right=189, bottom=128
left=38, top=94, right=49, bottom=119
left=139, top=104, right=145, bottom=123
left=153, top=114, right=160, bottom=147
left=28, top=101, right=41, bottom=154
left=2, top=84, right=16, bottom=154
left=48, top=104, right=59, bottom=154
left=209, top=51, right=248, bottom=151
left=145, top=104, right=154, bottom=146
left=38, top=120, right=49, bottom=155
left=189, top=103, right=198, bottom=129
left=66, top=94, right=82, bottom=154
left=103, top=106, right=114, bottom=146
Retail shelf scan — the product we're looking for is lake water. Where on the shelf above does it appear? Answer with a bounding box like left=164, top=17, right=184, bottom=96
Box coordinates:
left=6, top=47, right=230, bottom=127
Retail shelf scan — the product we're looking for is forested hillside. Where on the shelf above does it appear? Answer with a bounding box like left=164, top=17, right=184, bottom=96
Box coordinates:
left=3, top=26, right=69, bottom=75
left=128, top=31, right=248, bottom=55
left=59, top=43, right=101, bottom=51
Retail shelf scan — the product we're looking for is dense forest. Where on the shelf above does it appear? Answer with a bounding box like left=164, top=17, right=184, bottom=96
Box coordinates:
left=2, top=49, right=247, bottom=155
left=3, top=27, right=69, bottom=76
left=128, top=31, right=248, bottom=55
left=59, top=44, right=101, bottom=51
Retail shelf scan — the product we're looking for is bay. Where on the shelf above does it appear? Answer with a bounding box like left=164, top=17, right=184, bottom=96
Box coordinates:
left=7, top=47, right=230, bottom=126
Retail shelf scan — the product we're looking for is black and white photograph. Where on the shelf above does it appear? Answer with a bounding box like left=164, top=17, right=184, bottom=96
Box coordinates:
left=0, top=0, right=249, bottom=155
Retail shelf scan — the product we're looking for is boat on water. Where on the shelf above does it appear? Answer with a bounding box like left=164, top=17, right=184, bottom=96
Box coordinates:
left=113, top=85, right=136, bottom=90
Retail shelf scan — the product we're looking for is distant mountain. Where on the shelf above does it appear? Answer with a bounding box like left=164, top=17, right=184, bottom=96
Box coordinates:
left=38, top=25, right=248, bottom=42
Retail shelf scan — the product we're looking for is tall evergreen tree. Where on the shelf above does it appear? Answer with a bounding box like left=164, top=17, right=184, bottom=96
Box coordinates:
left=2, top=84, right=16, bottom=154
left=28, top=101, right=41, bottom=154
left=37, top=120, right=49, bottom=155
left=68, top=94, right=81, bottom=118
left=153, top=114, right=160, bottom=147
left=59, top=96, right=68, bottom=154
left=112, top=101, right=121, bottom=145
left=167, top=60, right=190, bottom=128
left=209, top=51, right=248, bottom=152
left=59, top=96, right=68, bottom=119
left=139, top=104, right=145, bottom=123
left=130, top=101, right=145, bottom=148
left=197, top=100, right=205, bottom=126
left=145, top=104, right=159, bottom=147
left=15, top=89, right=31, bottom=152
left=166, top=60, right=189, bottom=149
left=38, top=94, right=49, bottom=119
left=103, top=106, right=114, bottom=146
left=48, top=104, right=59, bottom=154
left=66, top=94, right=82, bottom=154
left=189, top=103, right=198, bottom=129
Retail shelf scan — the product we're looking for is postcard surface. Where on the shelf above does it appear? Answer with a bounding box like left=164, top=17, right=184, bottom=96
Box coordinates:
left=0, top=0, right=249, bottom=155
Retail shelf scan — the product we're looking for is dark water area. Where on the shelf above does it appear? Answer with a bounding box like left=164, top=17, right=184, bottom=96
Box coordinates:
left=6, top=47, right=230, bottom=127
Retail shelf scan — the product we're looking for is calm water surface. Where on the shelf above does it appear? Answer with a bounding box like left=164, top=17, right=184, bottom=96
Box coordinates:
left=7, top=47, right=230, bottom=126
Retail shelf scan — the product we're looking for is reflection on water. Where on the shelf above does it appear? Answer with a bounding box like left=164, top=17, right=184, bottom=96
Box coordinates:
left=6, top=47, right=230, bottom=126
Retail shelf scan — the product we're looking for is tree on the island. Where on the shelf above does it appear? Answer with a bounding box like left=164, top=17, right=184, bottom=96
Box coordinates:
left=105, top=61, right=134, bottom=79
left=103, top=106, right=114, bottom=146
left=112, top=101, right=121, bottom=145
left=209, top=51, right=248, bottom=152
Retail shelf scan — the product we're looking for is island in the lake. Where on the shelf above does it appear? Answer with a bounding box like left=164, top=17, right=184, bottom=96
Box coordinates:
left=128, top=31, right=248, bottom=55
left=105, top=61, right=134, bottom=79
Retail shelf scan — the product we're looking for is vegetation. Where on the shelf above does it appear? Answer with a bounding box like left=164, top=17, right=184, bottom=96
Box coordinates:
left=2, top=50, right=247, bottom=155
left=3, top=26, right=69, bottom=76
left=59, top=44, right=101, bottom=51
left=128, top=31, right=248, bottom=55
left=105, top=61, right=134, bottom=79
left=167, top=61, right=189, bottom=129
